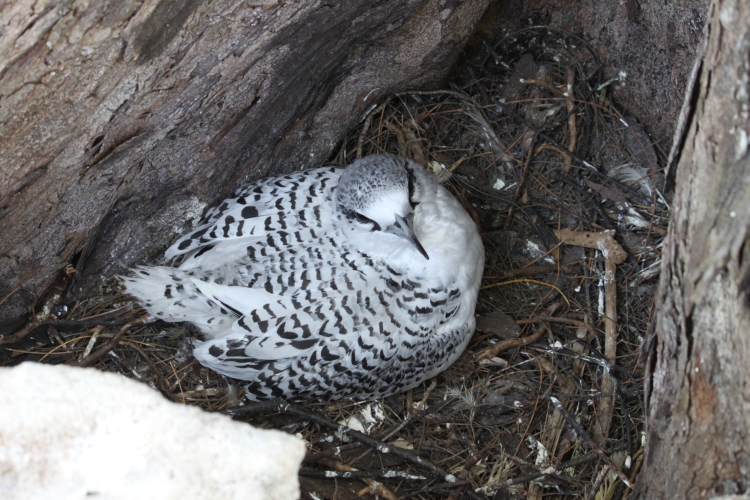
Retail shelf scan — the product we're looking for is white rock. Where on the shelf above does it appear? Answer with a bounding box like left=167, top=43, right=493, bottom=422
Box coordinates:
left=0, top=363, right=304, bottom=500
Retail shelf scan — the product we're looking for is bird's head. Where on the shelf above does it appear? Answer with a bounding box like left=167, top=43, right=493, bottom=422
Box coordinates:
left=335, top=155, right=429, bottom=260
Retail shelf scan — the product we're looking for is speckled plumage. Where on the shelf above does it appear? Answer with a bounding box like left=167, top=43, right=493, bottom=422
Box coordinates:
left=124, top=155, right=484, bottom=401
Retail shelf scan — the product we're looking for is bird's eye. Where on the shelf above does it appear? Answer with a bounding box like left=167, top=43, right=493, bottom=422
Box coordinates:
left=343, top=208, right=381, bottom=231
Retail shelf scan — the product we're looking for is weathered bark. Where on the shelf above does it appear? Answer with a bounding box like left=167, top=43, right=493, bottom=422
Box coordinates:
left=636, top=0, right=750, bottom=497
left=0, top=0, right=489, bottom=318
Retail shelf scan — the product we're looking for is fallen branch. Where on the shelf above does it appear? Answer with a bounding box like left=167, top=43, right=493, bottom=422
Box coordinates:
left=553, top=229, right=627, bottom=443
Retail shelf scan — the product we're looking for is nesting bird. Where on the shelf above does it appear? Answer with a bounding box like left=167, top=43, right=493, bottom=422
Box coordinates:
left=124, top=154, right=484, bottom=401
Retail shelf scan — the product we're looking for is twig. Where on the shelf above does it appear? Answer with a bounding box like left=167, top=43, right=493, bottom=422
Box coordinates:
left=383, top=120, right=407, bottom=157
left=42, top=318, right=132, bottom=329
left=504, top=132, right=538, bottom=231
left=299, top=468, right=426, bottom=480
left=548, top=397, right=632, bottom=489
left=475, top=324, right=546, bottom=361
left=0, top=265, right=76, bottom=345
left=478, top=452, right=588, bottom=493
left=304, top=394, right=456, bottom=463
left=402, top=121, right=426, bottom=166
left=225, top=399, right=487, bottom=499
left=516, top=316, right=598, bottom=337
left=80, top=326, right=103, bottom=360
left=550, top=170, right=614, bottom=230
left=585, top=465, right=612, bottom=500
left=329, top=459, right=402, bottom=500
left=393, top=379, right=436, bottom=436
left=496, top=100, right=597, bottom=171
left=475, top=443, right=629, bottom=495
left=0, top=287, right=34, bottom=307
left=290, top=403, right=461, bottom=483
left=76, top=316, right=149, bottom=367
left=309, top=459, right=414, bottom=499
left=119, top=339, right=174, bottom=400
left=402, top=480, right=473, bottom=499
left=480, top=278, right=569, bottom=306
left=476, top=302, right=562, bottom=360
left=563, top=66, right=577, bottom=174
left=483, top=263, right=576, bottom=280
left=357, top=101, right=387, bottom=159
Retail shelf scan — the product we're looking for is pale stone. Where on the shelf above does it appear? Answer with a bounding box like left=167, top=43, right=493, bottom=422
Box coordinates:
left=0, top=363, right=304, bottom=500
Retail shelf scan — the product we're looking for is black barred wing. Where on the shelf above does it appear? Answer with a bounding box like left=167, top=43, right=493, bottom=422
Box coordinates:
left=190, top=254, right=468, bottom=401
left=165, top=167, right=341, bottom=264
left=189, top=265, right=398, bottom=400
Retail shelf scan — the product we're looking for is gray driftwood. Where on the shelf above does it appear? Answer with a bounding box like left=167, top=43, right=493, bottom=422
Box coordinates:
left=0, top=0, right=489, bottom=317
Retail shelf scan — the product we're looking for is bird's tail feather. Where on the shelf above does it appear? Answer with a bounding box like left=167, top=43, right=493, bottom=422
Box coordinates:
left=121, top=266, right=236, bottom=338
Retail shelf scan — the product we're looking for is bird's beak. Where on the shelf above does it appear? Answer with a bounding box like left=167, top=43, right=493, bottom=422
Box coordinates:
left=386, top=213, right=429, bottom=260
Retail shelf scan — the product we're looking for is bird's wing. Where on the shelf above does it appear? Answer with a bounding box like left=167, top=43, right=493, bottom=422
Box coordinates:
left=165, top=167, right=341, bottom=262
left=190, top=267, right=404, bottom=397
left=189, top=263, right=467, bottom=398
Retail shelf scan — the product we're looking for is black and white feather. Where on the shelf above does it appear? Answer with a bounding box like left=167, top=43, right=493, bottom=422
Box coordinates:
left=123, top=154, right=484, bottom=401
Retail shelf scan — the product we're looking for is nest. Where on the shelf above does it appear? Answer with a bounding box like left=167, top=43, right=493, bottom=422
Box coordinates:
left=1, top=26, right=668, bottom=499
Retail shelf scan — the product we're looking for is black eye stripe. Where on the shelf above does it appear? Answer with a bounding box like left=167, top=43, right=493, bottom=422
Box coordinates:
left=342, top=208, right=381, bottom=231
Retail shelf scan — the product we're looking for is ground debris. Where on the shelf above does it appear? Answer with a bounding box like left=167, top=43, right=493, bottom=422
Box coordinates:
left=1, top=25, right=665, bottom=500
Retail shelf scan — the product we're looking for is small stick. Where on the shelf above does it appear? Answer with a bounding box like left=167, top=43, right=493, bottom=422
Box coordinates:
left=585, top=465, right=612, bottom=500
left=0, top=287, right=33, bottom=307
left=549, top=397, right=632, bottom=489
left=304, top=394, right=456, bottom=462
left=76, top=316, right=149, bottom=368
left=356, top=101, right=387, bottom=159
left=315, top=459, right=404, bottom=500
left=0, top=265, right=76, bottom=345
left=597, top=249, right=618, bottom=442
left=563, top=66, right=577, bottom=174
left=503, top=132, right=538, bottom=232
left=516, top=316, right=598, bottom=337
left=402, top=122, right=426, bottom=166
left=300, top=468, right=426, bottom=480
left=385, top=379, right=437, bottom=439
left=80, top=326, right=103, bottom=360
left=294, top=403, right=461, bottom=483
left=484, top=263, right=576, bottom=280
left=403, top=480, right=472, bottom=499
left=356, top=482, right=398, bottom=500
left=475, top=302, right=562, bottom=360
left=44, top=319, right=131, bottom=329
left=350, top=379, right=439, bottom=464
left=119, top=339, right=173, bottom=400
left=383, top=120, right=407, bottom=157
left=475, top=324, right=546, bottom=361
left=475, top=445, right=629, bottom=494
left=225, top=399, right=487, bottom=499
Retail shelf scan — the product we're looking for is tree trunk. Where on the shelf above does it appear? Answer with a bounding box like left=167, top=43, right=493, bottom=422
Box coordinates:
left=0, top=0, right=489, bottom=319
left=636, top=0, right=750, bottom=497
